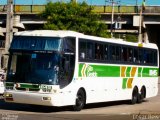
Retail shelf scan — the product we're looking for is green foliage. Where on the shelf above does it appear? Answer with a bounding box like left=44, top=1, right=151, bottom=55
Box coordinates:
left=40, top=2, right=110, bottom=38
left=125, top=34, right=138, bottom=42
left=114, top=34, right=138, bottom=42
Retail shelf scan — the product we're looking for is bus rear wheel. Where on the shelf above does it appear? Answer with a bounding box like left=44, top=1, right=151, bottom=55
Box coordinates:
left=138, top=86, right=146, bottom=103
left=131, top=87, right=138, bottom=104
left=73, top=89, right=85, bottom=111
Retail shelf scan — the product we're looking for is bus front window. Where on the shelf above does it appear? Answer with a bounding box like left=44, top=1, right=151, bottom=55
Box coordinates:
left=7, top=52, right=61, bottom=85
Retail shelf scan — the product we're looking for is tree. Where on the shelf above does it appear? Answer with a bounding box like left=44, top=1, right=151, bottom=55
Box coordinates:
left=114, top=33, right=138, bottom=42
left=40, top=2, right=110, bottom=38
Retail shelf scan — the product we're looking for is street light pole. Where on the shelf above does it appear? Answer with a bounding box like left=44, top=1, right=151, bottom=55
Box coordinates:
left=111, top=0, right=114, bottom=38
left=138, top=8, right=142, bottom=43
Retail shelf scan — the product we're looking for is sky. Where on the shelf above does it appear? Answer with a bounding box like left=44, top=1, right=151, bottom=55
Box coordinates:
left=0, top=0, right=160, bottom=6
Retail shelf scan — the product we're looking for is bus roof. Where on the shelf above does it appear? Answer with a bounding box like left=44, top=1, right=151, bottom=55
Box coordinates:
left=14, top=30, right=158, bottom=50
left=14, top=30, right=84, bottom=38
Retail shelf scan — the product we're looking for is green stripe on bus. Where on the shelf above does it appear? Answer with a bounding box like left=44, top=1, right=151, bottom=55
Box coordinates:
left=78, top=63, right=158, bottom=77
left=126, top=67, right=131, bottom=77
left=122, top=78, right=128, bottom=89
left=92, top=65, right=120, bottom=77
left=138, top=67, right=142, bottom=77
left=142, top=68, right=158, bottom=77
left=78, top=63, right=84, bottom=77
left=78, top=64, right=120, bottom=77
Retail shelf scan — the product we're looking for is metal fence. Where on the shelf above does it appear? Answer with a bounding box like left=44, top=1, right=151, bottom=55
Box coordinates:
left=0, top=5, right=160, bottom=14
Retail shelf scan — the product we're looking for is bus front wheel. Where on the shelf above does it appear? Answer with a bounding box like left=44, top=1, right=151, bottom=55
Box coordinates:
left=73, top=89, right=86, bottom=111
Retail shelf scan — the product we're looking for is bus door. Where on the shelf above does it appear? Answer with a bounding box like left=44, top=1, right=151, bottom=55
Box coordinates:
left=59, top=53, right=75, bottom=88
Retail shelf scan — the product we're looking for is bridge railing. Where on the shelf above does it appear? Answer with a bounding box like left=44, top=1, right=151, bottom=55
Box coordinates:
left=94, top=6, right=160, bottom=14
left=144, top=6, right=160, bottom=13
left=0, top=5, right=160, bottom=14
left=94, top=5, right=136, bottom=13
left=0, top=5, right=45, bottom=13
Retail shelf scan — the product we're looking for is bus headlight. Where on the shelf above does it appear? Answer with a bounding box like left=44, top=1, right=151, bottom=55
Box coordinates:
left=5, top=93, right=12, bottom=97
left=4, top=93, right=14, bottom=101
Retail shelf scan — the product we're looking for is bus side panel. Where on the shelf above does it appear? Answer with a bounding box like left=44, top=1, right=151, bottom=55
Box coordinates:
left=78, top=77, right=132, bottom=104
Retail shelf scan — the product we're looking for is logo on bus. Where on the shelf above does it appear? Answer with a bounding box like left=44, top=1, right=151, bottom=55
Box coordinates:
left=149, top=70, right=157, bottom=76
left=86, top=66, right=97, bottom=77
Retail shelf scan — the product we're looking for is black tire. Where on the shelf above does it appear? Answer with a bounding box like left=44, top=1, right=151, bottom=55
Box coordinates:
left=131, top=87, right=138, bottom=104
left=73, top=89, right=85, bottom=111
left=137, top=93, right=142, bottom=103
left=137, top=86, right=146, bottom=103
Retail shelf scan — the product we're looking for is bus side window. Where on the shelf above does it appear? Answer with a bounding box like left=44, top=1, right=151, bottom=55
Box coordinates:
left=116, top=46, right=121, bottom=61
left=146, top=50, right=154, bottom=64
left=109, top=45, right=115, bottom=61
left=86, top=42, right=94, bottom=59
left=143, top=50, right=147, bottom=64
left=133, top=49, right=138, bottom=63
left=121, top=47, right=127, bottom=61
left=104, top=45, right=108, bottom=60
left=153, top=50, right=157, bottom=65
left=79, top=41, right=86, bottom=59
left=138, top=49, right=143, bottom=63
left=95, top=43, right=103, bottom=60
left=128, top=48, right=133, bottom=62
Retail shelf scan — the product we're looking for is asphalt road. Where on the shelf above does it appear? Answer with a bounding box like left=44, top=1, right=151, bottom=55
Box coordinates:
left=0, top=79, right=160, bottom=120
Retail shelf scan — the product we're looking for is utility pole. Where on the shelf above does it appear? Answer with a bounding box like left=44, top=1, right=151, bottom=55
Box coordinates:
left=138, top=0, right=146, bottom=43
left=138, top=8, right=142, bottom=43
left=106, top=0, right=120, bottom=38
left=5, top=0, right=13, bottom=54
left=136, top=0, right=138, bottom=6
left=135, top=0, right=138, bottom=13
left=111, top=0, right=114, bottom=38
left=4, top=0, right=13, bottom=68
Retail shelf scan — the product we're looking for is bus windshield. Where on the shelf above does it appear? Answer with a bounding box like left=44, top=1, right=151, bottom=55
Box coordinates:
left=7, top=52, right=61, bottom=85
left=7, top=36, right=76, bottom=86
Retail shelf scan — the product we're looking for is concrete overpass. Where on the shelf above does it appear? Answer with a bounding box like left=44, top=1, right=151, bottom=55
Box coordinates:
left=0, top=5, right=160, bottom=68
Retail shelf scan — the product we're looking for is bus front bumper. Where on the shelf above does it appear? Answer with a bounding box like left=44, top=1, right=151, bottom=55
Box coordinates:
left=4, top=91, right=63, bottom=106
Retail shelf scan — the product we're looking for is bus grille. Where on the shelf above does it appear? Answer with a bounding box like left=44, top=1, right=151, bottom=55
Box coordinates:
left=16, top=88, right=40, bottom=92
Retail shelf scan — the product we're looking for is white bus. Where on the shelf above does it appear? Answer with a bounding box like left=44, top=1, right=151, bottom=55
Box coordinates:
left=4, top=30, right=159, bottom=111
